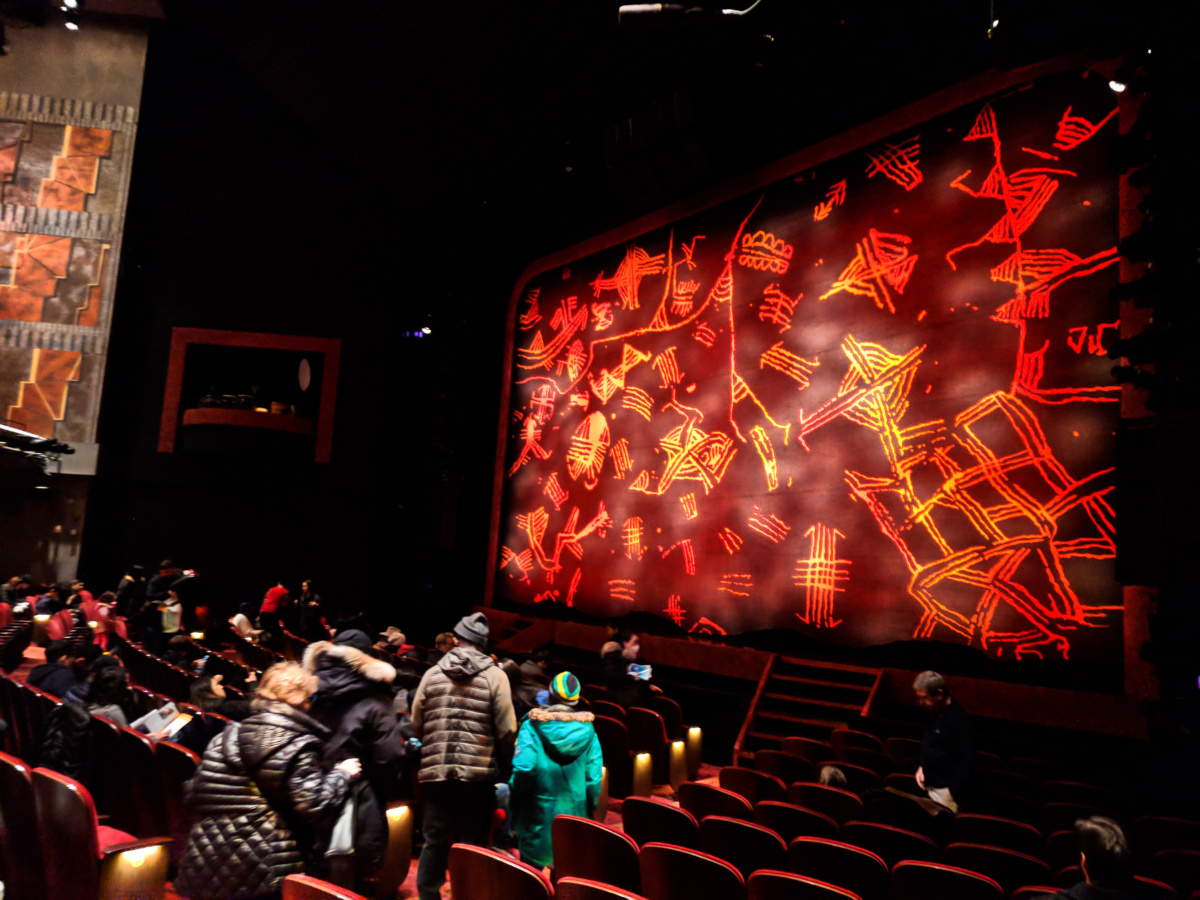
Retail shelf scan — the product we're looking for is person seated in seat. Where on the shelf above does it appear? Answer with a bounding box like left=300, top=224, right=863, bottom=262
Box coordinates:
left=1036, top=816, right=1136, bottom=900
left=820, top=764, right=849, bottom=790
left=230, top=602, right=264, bottom=641
left=27, top=639, right=82, bottom=698
left=172, top=674, right=253, bottom=756
left=83, top=666, right=138, bottom=727
left=519, top=649, right=553, bottom=685
left=425, top=631, right=455, bottom=665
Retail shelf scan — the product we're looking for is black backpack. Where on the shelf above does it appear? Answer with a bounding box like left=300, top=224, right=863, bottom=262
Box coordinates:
left=38, top=701, right=93, bottom=780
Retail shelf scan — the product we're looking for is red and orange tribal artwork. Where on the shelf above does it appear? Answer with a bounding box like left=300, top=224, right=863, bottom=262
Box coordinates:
left=497, top=69, right=1124, bottom=662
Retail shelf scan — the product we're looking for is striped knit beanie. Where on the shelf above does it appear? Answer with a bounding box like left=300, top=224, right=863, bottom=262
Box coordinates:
left=550, top=671, right=581, bottom=706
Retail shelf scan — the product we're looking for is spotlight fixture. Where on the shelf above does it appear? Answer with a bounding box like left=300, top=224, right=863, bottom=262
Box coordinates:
left=1108, top=52, right=1149, bottom=94
left=64, top=11, right=80, bottom=29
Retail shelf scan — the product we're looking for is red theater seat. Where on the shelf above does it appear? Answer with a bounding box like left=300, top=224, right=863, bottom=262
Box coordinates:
left=782, top=737, right=834, bottom=767
left=817, top=761, right=880, bottom=794
left=282, top=873, right=369, bottom=899
left=592, top=699, right=627, bottom=723
left=787, top=837, right=889, bottom=900
left=448, top=843, right=553, bottom=900
left=1040, top=780, right=1117, bottom=810
left=32, top=767, right=170, bottom=900
left=627, top=707, right=672, bottom=784
left=639, top=842, right=746, bottom=900
left=647, top=694, right=686, bottom=742
left=594, top=714, right=635, bottom=799
left=840, top=821, right=939, bottom=868
left=944, top=842, right=1053, bottom=896
left=116, top=724, right=168, bottom=836
left=954, top=813, right=1044, bottom=857
left=552, top=814, right=641, bottom=893
left=677, top=781, right=754, bottom=823
left=556, top=877, right=651, bottom=900
left=1134, top=817, right=1200, bottom=864
left=891, top=860, right=1004, bottom=900
left=829, top=729, right=883, bottom=754
left=1153, top=850, right=1200, bottom=898
left=621, top=797, right=700, bottom=849
left=753, top=801, right=839, bottom=843
left=0, top=751, right=46, bottom=900
left=699, top=815, right=787, bottom=880
left=156, top=739, right=200, bottom=865
left=834, top=746, right=894, bottom=777
left=719, top=765, right=788, bottom=806
left=1011, top=887, right=1066, bottom=900
left=788, top=782, right=863, bottom=826
left=883, top=737, right=922, bottom=764
left=747, top=870, right=863, bottom=900
left=1131, top=877, right=1181, bottom=900
left=755, top=749, right=817, bottom=786
left=981, top=768, right=1039, bottom=801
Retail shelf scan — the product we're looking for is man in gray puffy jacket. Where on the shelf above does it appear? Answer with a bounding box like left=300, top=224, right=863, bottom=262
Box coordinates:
left=411, top=611, right=516, bottom=900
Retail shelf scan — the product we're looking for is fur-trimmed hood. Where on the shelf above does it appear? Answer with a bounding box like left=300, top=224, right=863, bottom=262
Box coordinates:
left=526, top=703, right=596, bottom=763
left=303, top=640, right=396, bottom=700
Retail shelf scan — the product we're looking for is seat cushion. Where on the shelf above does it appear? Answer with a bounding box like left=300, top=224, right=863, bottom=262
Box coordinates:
left=97, top=824, right=138, bottom=853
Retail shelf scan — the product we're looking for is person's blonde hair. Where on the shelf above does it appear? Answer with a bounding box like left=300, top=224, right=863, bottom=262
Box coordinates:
left=256, top=662, right=316, bottom=706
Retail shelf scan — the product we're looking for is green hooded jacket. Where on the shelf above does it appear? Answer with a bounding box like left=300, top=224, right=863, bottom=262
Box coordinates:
left=510, top=704, right=604, bottom=868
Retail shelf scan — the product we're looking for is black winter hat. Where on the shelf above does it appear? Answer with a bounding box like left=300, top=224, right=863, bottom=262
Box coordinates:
left=332, top=628, right=373, bottom=653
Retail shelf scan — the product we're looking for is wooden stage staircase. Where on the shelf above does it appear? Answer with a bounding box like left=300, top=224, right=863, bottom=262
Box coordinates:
left=734, top=654, right=883, bottom=765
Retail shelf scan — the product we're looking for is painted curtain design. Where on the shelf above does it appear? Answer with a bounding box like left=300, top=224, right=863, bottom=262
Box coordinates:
left=496, top=69, right=1122, bottom=662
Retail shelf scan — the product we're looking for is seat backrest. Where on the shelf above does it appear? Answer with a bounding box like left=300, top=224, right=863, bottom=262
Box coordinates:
left=32, top=766, right=101, bottom=900
left=980, top=768, right=1039, bottom=800
left=891, top=860, right=1004, bottom=900
left=0, top=602, right=11, bottom=628
left=622, top=797, right=700, bottom=849
left=1134, top=817, right=1200, bottom=867
left=747, top=869, right=863, bottom=900
left=820, top=761, right=880, bottom=794
left=639, top=842, right=745, bottom=900
left=648, top=695, right=685, bottom=741
left=782, top=736, right=834, bottom=767
left=0, top=751, right=46, bottom=900
left=447, top=842, right=553, bottom=900
left=788, top=782, right=863, bottom=826
left=1131, top=874, right=1183, bottom=900
left=699, top=815, right=787, bottom=881
left=828, top=729, right=883, bottom=754
left=593, top=699, right=627, bottom=723
left=1152, top=849, right=1200, bottom=897
left=556, top=877, right=650, bottom=900
left=594, top=715, right=633, bottom=798
left=882, top=737, right=922, bottom=763
left=678, top=781, right=754, bottom=823
left=552, top=815, right=641, bottom=892
left=835, top=746, right=893, bottom=777
left=753, top=801, right=839, bottom=843
left=787, top=837, right=889, bottom=900
left=720, top=766, right=787, bottom=806
left=755, top=749, right=817, bottom=786
left=117, top=724, right=167, bottom=836
left=627, top=707, right=669, bottom=754
left=954, top=813, right=1044, bottom=856
left=944, top=842, right=1053, bottom=895
left=840, top=821, right=939, bottom=868
left=581, top=684, right=611, bottom=702
left=1040, top=780, right=1116, bottom=809
left=157, top=739, right=200, bottom=865
left=1039, top=802, right=1104, bottom=836
left=88, top=714, right=127, bottom=828
left=282, top=873, right=369, bottom=899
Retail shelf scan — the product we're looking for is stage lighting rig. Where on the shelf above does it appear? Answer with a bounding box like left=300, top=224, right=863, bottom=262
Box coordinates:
left=0, top=421, right=75, bottom=472
left=617, top=0, right=762, bottom=27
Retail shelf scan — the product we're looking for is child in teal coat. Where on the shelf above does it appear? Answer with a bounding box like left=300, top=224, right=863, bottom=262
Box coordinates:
left=510, top=671, right=604, bottom=870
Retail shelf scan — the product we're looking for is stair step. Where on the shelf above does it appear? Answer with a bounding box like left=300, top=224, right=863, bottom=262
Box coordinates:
left=755, top=709, right=849, bottom=730
left=761, top=692, right=862, bottom=711
left=773, top=673, right=872, bottom=692
left=773, top=658, right=879, bottom=687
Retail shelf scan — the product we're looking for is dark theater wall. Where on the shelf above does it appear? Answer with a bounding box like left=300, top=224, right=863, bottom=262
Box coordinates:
left=493, top=60, right=1136, bottom=665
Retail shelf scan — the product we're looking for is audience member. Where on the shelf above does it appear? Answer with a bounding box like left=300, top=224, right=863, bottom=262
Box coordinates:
left=510, top=671, right=603, bottom=873
left=913, top=670, right=973, bottom=813
left=113, top=564, right=146, bottom=617
left=172, top=674, right=252, bottom=756
left=306, top=629, right=412, bottom=893
left=145, top=559, right=178, bottom=606
left=426, top=631, right=455, bottom=665
left=174, top=662, right=362, bottom=900
left=411, top=612, right=517, bottom=900
left=63, top=653, right=124, bottom=705
left=819, top=764, right=849, bottom=789
left=1038, top=817, right=1136, bottom=900
left=27, top=639, right=81, bottom=698
left=230, top=601, right=264, bottom=640
left=298, top=579, right=332, bottom=643
left=0, top=574, right=31, bottom=604
left=34, top=582, right=68, bottom=615
left=83, top=666, right=137, bottom=727
left=602, top=630, right=659, bottom=707
left=499, top=658, right=542, bottom=723
left=520, top=648, right=552, bottom=684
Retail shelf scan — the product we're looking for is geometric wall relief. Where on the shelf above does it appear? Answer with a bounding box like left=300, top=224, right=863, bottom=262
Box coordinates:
left=495, top=67, right=1125, bottom=663
left=0, top=95, right=136, bottom=447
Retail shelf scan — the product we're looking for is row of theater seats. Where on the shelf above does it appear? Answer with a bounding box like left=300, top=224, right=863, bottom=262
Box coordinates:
left=443, top=830, right=1115, bottom=900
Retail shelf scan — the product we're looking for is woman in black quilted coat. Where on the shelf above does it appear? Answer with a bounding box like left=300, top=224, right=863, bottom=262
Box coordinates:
left=174, top=662, right=362, bottom=900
